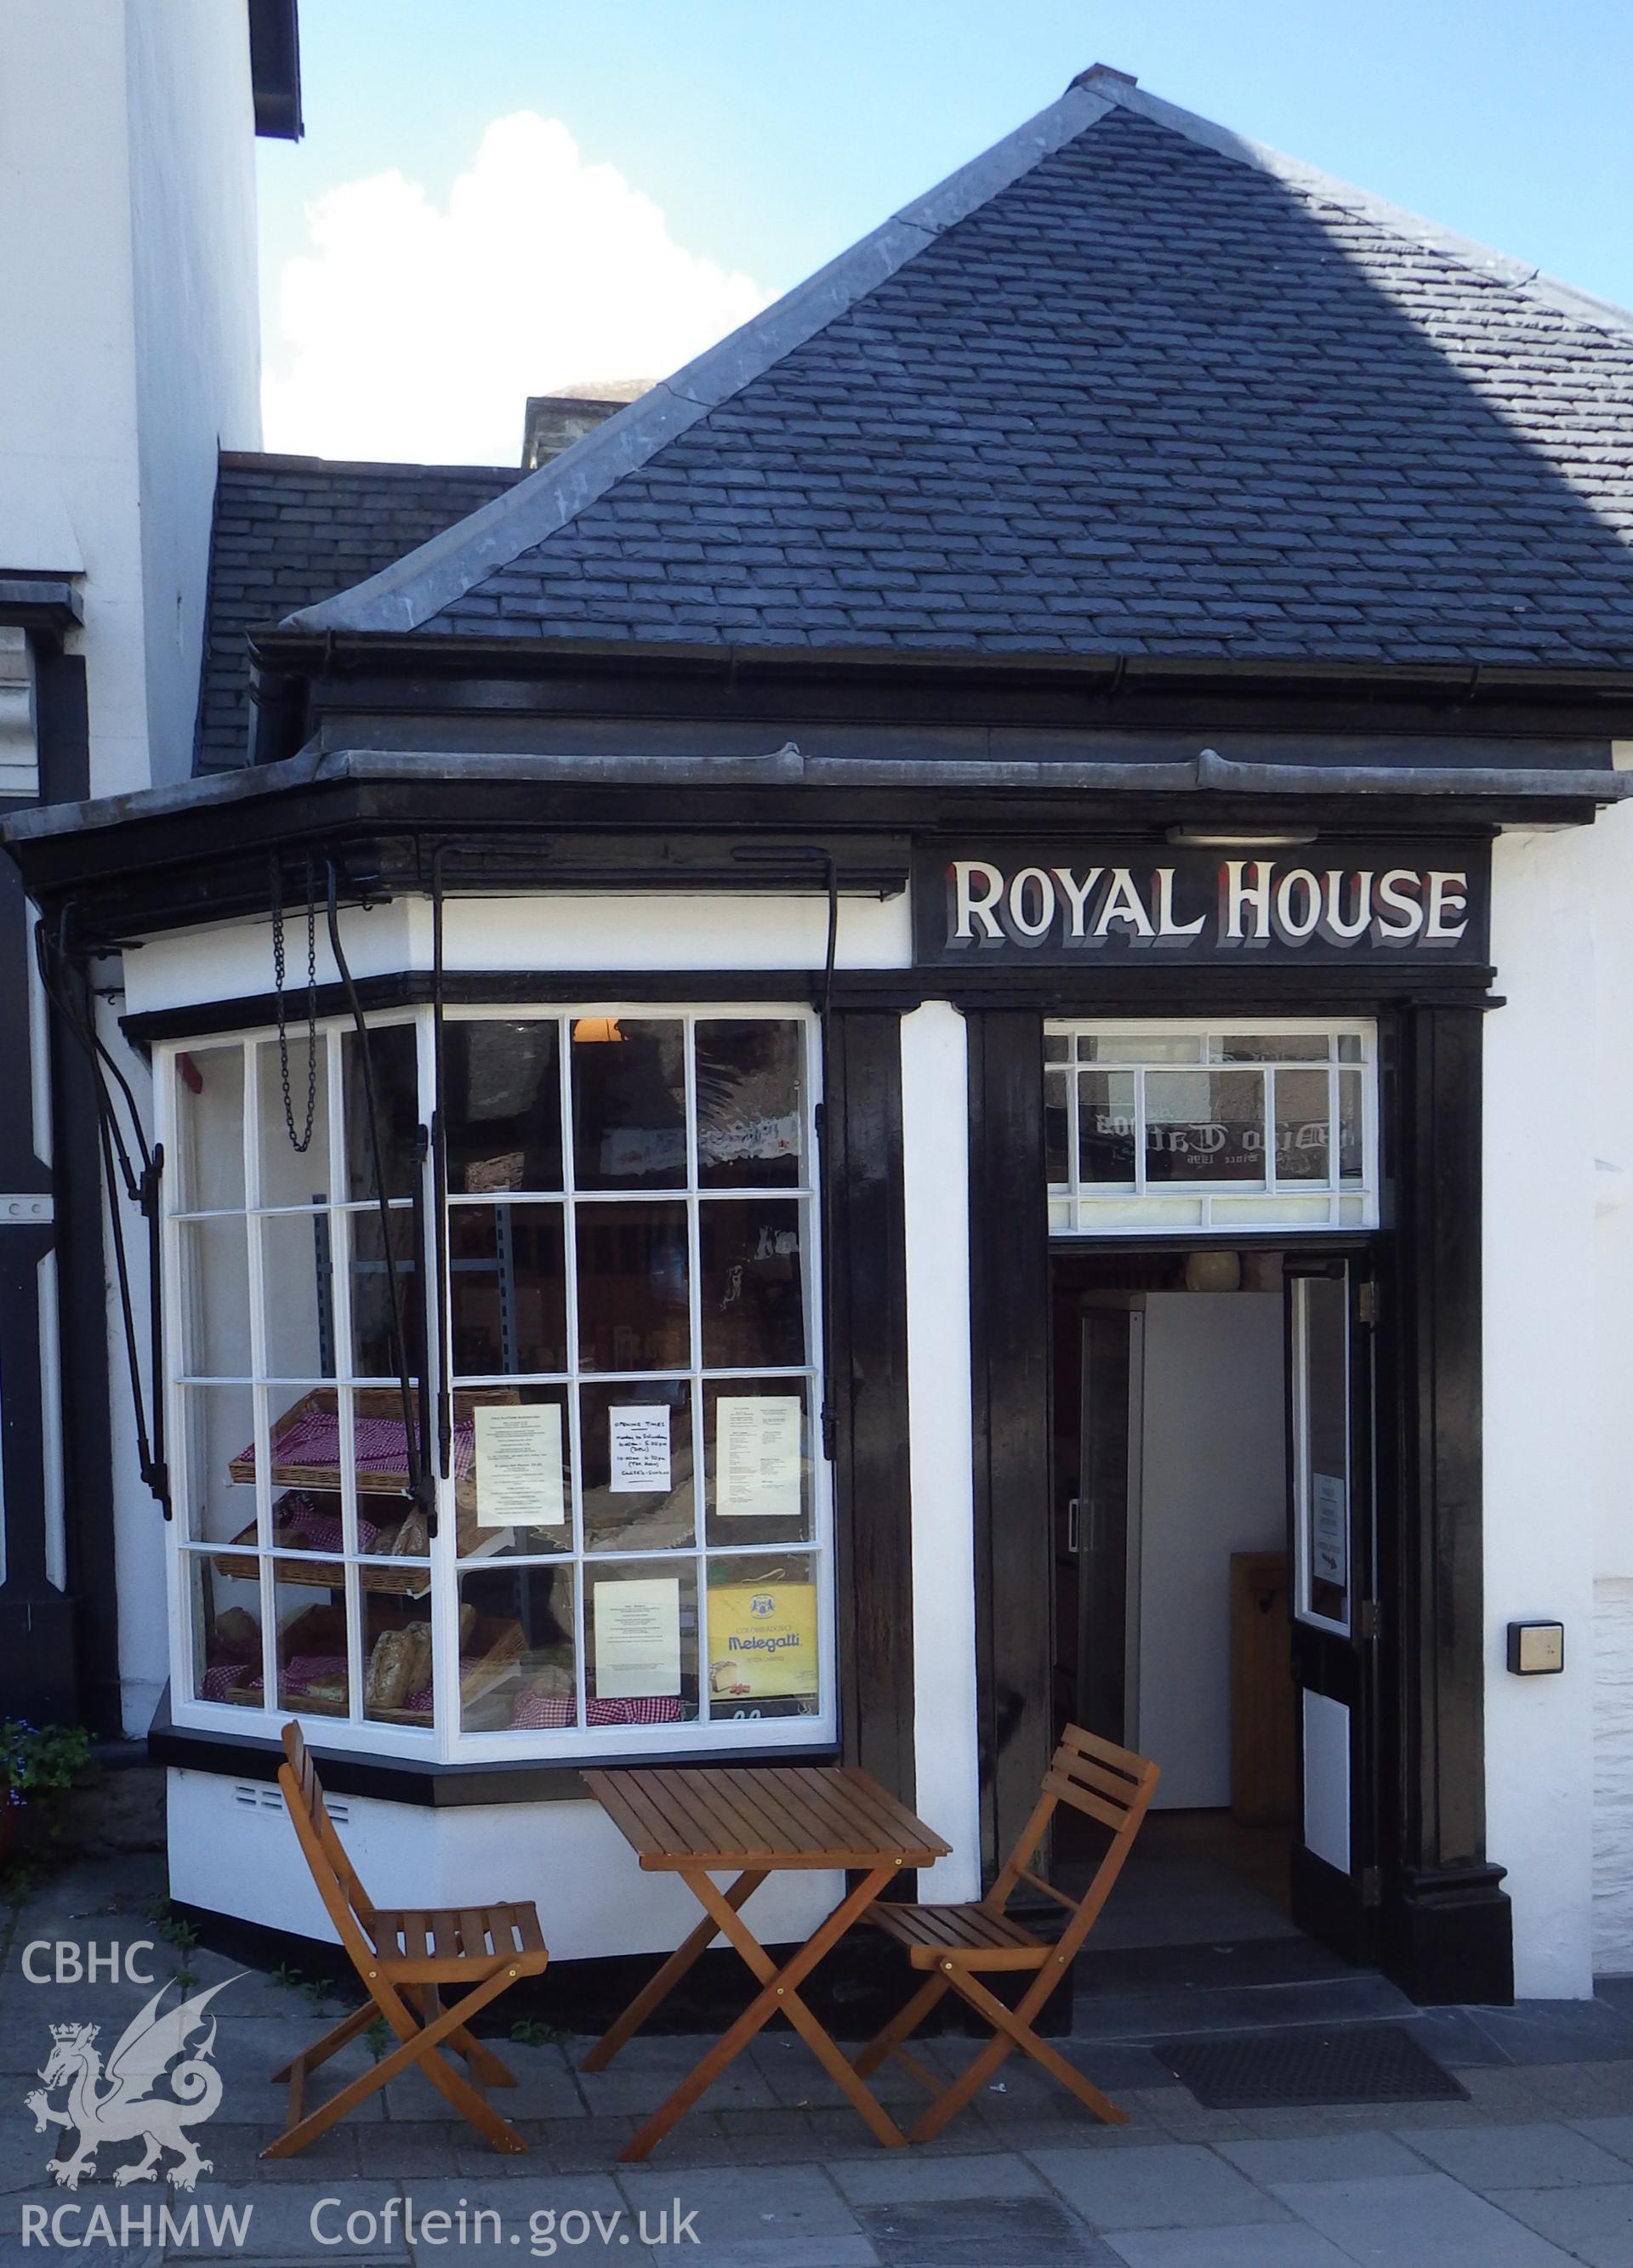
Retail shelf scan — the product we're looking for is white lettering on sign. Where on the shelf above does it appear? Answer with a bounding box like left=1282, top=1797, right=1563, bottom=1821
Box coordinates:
left=943, top=857, right=1471, bottom=954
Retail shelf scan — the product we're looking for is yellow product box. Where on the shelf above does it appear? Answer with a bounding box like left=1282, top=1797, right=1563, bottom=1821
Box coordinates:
left=707, top=1582, right=818, bottom=1700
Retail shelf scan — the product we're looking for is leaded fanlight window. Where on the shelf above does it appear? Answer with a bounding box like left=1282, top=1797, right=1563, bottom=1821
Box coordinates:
left=162, top=1008, right=833, bottom=1760
left=1044, top=1021, right=1380, bottom=1235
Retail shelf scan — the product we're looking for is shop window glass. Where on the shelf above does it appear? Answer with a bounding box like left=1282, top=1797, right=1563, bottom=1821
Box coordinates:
left=575, top=1202, right=690, bottom=1371
left=445, top=1020, right=563, bottom=1195
left=695, top=1019, right=803, bottom=1189
left=698, top=1201, right=805, bottom=1368
left=174, top=1047, right=245, bottom=1212
left=705, top=1552, right=821, bottom=1721
left=168, top=1010, right=830, bottom=1762
left=460, top=1565, right=576, bottom=1732
left=177, top=1217, right=252, bottom=1378
left=580, top=1378, right=694, bottom=1552
left=572, top=1018, right=686, bottom=1191
left=454, top=1385, right=573, bottom=1560
left=702, top=1381, right=813, bottom=1546
left=185, top=1550, right=263, bottom=1709
left=1045, top=1022, right=1379, bottom=1235
left=585, top=1558, right=699, bottom=1723
left=255, top=1035, right=331, bottom=1208
left=1272, top=1069, right=1331, bottom=1184
left=1078, top=1071, right=1138, bottom=1184
left=1144, top=1071, right=1263, bottom=1183
left=449, top=1203, right=567, bottom=1377
left=343, top=1025, right=420, bottom=1202
left=347, top=1209, right=423, bottom=1380
left=259, top=1211, right=336, bottom=1378
left=179, top=1384, right=258, bottom=1547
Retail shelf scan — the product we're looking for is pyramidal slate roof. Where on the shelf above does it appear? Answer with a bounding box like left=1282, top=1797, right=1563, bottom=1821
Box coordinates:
left=285, top=68, right=1633, bottom=672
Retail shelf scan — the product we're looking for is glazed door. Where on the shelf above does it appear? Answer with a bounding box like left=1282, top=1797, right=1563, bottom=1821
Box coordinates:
left=1284, top=1257, right=1380, bottom=1960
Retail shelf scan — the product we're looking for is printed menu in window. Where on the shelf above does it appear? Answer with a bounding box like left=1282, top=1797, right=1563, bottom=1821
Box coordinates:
left=716, top=1395, right=802, bottom=1519
left=473, top=1403, right=566, bottom=1528
left=594, top=1577, right=682, bottom=1698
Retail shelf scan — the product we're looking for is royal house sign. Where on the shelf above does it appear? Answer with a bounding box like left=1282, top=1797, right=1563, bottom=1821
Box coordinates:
left=912, top=841, right=1493, bottom=969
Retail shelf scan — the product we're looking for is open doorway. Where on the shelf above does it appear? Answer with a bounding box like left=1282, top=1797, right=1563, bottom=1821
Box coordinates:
left=1050, top=1246, right=1306, bottom=1951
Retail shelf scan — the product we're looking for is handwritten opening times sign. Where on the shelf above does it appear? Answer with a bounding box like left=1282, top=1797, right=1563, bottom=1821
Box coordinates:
left=912, top=842, right=1491, bottom=967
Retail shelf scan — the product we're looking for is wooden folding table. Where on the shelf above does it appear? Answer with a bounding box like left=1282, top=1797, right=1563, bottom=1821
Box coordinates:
left=583, top=1764, right=950, bottom=2162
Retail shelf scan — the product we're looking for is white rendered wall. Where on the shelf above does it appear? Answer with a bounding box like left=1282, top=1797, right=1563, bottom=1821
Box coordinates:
left=168, top=1771, right=841, bottom=1964
left=1485, top=825, right=1606, bottom=1996
left=0, top=2, right=259, bottom=795
left=900, top=1003, right=982, bottom=1900
left=126, top=0, right=262, bottom=786
left=1134, top=1294, right=1285, bottom=1810
left=122, top=889, right=915, bottom=1018
left=3, top=3, right=260, bottom=1732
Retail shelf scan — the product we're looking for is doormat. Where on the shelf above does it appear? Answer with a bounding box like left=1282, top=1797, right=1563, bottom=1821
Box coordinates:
left=1152, top=2022, right=1469, bottom=2109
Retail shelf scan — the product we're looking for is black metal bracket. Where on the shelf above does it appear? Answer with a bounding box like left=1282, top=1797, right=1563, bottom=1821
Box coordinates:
left=34, top=906, right=170, bottom=1516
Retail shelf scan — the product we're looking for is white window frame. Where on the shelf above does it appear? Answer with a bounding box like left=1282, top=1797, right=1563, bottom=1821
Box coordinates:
left=156, top=1003, right=835, bottom=1765
left=1044, top=1017, right=1380, bottom=1237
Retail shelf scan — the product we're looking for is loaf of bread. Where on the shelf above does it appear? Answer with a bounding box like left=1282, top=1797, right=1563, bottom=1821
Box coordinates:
left=391, top=1509, right=429, bottom=1559
left=399, top=1619, right=433, bottom=1697
left=212, top=1607, right=259, bottom=1660
left=365, top=1628, right=410, bottom=1709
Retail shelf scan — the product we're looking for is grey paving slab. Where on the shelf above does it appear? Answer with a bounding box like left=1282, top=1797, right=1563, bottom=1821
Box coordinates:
left=1470, top=2001, right=1633, bottom=2067
left=1406, top=2007, right=1515, bottom=2068
left=395, top=2176, right=658, bottom=2263
left=1405, top=2119, right=1633, bottom=2191
left=666, top=2244, right=880, bottom=2268
left=855, top=2192, right=1118, bottom=2265
left=1488, top=2182, right=1633, bottom=2268
left=1106, top=2227, right=1356, bottom=2268
left=1028, top=2140, right=1288, bottom=2231
left=617, top=2161, right=860, bottom=2248
left=1270, top=2171, right=1579, bottom=2265
left=1215, top=2131, right=1425, bottom=2183
left=828, top=2149, right=1045, bottom=2205
left=174, top=2182, right=408, bottom=2261
left=1578, top=2115, right=1633, bottom=2165
left=1068, top=1975, right=1412, bottom=2044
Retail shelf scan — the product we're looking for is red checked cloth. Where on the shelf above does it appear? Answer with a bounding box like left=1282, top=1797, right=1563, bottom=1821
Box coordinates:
left=273, top=1492, right=380, bottom=1555
left=238, top=1410, right=475, bottom=1482
left=199, top=1654, right=347, bottom=1704
left=507, top=1691, right=685, bottom=1731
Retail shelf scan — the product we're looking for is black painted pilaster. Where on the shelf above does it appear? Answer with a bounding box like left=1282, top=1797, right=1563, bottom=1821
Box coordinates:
left=827, top=1011, right=914, bottom=1807
left=1385, top=1000, right=1512, bottom=2004
left=966, top=1009, right=1052, bottom=1886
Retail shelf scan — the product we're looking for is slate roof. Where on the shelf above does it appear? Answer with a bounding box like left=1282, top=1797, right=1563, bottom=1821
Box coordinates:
left=195, top=452, right=519, bottom=768
left=287, top=71, right=1633, bottom=675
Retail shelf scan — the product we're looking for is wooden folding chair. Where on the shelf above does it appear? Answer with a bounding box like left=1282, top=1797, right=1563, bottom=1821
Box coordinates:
left=856, top=1725, right=1158, bottom=2141
left=264, top=1721, right=550, bottom=2158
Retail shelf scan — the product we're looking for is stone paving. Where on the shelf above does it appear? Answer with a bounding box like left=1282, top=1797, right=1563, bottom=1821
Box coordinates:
left=9, top=1860, right=1633, bottom=2264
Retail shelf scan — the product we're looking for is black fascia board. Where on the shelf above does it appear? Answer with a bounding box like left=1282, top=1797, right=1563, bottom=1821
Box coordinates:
left=248, top=0, right=302, bottom=141
left=2, top=770, right=1605, bottom=946
left=253, top=624, right=1633, bottom=744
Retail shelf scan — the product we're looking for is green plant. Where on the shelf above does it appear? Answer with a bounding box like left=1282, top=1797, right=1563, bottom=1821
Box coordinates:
left=271, top=1960, right=304, bottom=1992
left=157, top=1915, right=199, bottom=1953
left=0, top=1721, right=94, bottom=1801
left=509, top=2017, right=571, bottom=2049
left=364, top=2015, right=390, bottom=2061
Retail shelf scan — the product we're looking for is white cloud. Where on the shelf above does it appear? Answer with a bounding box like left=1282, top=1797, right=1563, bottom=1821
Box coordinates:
left=261, top=113, right=773, bottom=465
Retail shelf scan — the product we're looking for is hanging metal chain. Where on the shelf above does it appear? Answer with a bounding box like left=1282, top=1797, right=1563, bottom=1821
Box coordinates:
left=271, top=852, right=318, bottom=1152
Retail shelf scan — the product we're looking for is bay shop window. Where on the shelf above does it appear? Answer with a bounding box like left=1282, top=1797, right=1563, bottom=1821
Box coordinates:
left=160, top=1009, right=833, bottom=1760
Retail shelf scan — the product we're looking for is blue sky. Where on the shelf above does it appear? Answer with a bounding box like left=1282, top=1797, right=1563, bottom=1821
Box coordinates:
left=259, top=0, right=1633, bottom=463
